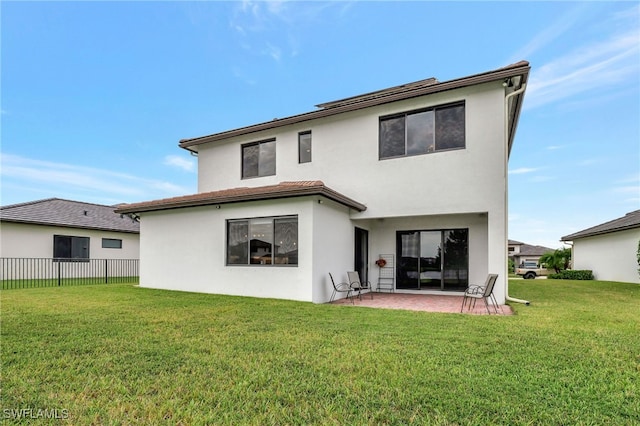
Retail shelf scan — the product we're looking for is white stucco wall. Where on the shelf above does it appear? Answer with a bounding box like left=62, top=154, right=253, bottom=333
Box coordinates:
left=138, top=197, right=359, bottom=303
left=0, top=222, right=139, bottom=259
left=311, top=199, right=356, bottom=303
left=572, top=229, right=640, bottom=284
left=193, top=81, right=509, bottom=302
left=196, top=82, right=506, bottom=220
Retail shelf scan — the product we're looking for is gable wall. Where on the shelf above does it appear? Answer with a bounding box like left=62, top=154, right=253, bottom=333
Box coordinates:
left=196, top=81, right=507, bottom=219
left=572, top=228, right=640, bottom=283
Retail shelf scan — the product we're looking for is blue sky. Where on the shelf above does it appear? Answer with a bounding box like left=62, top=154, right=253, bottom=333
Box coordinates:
left=2, top=1, right=639, bottom=250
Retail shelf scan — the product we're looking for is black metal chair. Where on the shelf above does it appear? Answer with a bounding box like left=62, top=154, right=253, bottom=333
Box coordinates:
left=329, top=273, right=353, bottom=303
left=347, top=271, right=373, bottom=300
left=460, top=274, right=502, bottom=314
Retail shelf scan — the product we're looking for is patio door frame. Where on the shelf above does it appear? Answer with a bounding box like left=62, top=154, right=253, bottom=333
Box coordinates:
left=354, top=227, right=369, bottom=285
left=396, top=228, right=468, bottom=291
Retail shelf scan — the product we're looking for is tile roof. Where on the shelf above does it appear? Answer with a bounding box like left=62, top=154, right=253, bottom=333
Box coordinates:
left=561, top=210, right=640, bottom=241
left=114, top=181, right=367, bottom=214
left=1, top=198, right=140, bottom=233
left=517, top=244, right=554, bottom=256
left=179, top=61, right=530, bottom=150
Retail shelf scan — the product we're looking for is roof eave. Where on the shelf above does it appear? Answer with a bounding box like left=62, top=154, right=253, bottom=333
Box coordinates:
left=561, top=224, right=640, bottom=241
left=114, top=187, right=367, bottom=215
left=0, top=218, right=140, bottom=234
left=179, top=62, right=531, bottom=150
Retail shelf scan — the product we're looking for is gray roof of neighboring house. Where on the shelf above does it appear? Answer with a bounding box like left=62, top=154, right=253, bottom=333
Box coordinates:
left=178, top=61, right=530, bottom=152
left=517, top=244, right=554, bottom=256
left=509, top=240, right=553, bottom=255
left=115, top=181, right=366, bottom=214
left=0, top=198, right=140, bottom=234
left=561, top=210, right=640, bottom=241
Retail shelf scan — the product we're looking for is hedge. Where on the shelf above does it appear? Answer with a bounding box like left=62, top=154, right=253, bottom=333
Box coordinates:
left=548, top=270, right=594, bottom=280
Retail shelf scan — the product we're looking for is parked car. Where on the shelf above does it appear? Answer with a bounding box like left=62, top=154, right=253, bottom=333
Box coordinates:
left=515, top=262, right=549, bottom=279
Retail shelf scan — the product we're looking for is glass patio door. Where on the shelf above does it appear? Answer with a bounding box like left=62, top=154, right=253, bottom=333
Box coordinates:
left=396, top=229, right=468, bottom=291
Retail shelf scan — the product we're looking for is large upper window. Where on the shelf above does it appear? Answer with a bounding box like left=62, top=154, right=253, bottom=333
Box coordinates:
left=53, top=235, right=89, bottom=260
left=242, top=139, right=276, bottom=178
left=379, top=102, right=465, bottom=159
left=227, top=216, right=298, bottom=266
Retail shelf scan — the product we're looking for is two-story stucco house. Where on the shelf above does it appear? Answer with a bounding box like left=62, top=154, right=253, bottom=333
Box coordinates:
left=116, top=61, right=530, bottom=304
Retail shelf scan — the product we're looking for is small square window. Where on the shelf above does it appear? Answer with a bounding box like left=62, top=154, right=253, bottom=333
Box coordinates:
left=298, top=131, right=312, bottom=163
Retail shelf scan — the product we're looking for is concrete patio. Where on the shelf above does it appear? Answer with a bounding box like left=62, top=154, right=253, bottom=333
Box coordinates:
left=330, top=291, right=513, bottom=315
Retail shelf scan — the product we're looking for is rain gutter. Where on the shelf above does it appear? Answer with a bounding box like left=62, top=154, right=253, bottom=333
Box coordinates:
left=504, top=83, right=530, bottom=306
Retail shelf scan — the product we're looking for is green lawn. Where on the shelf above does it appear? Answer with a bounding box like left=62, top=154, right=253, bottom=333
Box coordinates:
left=1, top=276, right=139, bottom=290
left=2, top=280, right=638, bottom=425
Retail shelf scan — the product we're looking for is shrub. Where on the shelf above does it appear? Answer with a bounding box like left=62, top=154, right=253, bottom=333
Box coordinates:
left=548, top=270, right=594, bottom=280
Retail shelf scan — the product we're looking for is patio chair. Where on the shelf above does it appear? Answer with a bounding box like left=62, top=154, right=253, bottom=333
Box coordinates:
left=347, top=271, right=373, bottom=300
left=460, top=274, right=502, bottom=314
left=329, top=273, right=354, bottom=304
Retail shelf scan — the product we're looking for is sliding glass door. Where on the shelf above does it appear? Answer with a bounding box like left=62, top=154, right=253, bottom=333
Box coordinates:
left=396, top=229, right=468, bottom=291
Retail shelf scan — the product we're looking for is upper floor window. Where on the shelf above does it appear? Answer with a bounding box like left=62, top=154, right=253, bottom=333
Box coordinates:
left=379, top=102, right=465, bottom=160
left=298, top=131, right=312, bottom=164
left=54, top=235, right=89, bottom=260
left=242, top=139, right=276, bottom=179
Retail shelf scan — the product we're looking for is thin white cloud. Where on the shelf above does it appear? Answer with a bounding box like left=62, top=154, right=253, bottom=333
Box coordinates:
left=164, top=155, right=196, bottom=173
left=508, top=4, right=588, bottom=63
left=529, top=176, right=555, bottom=183
left=0, top=153, right=193, bottom=204
left=612, top=174, right=640, bottom=204
left=578, top=159, right=600, bottom=167
left=263, top=42, right=282, bottom=62
left=509, top=167, right=539, bottom=175
left=229, top=1, right=354, bottom=65
left=524, top=6, right=640, bottom=110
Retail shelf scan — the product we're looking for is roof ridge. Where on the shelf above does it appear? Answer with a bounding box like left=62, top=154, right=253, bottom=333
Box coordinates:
left=179, top=60, right=530, bottom=149
left=1, top=198, right=58, bottom=210
left=1, top=197, right=124, bottom=210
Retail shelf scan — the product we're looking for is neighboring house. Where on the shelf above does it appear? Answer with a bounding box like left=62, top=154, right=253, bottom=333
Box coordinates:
left=508, top=239, right=553, bottom=266
left=561, top=210, right=640, bottom=284
left=116, top=61, right=530, bottom=304
left=1, top=198, right=140, bottom=260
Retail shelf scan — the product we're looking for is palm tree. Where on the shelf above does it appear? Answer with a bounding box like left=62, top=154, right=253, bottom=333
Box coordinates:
left=539, top=248, right=571, bottom=273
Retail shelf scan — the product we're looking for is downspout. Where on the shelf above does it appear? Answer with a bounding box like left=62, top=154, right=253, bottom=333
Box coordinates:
left=504, top=82, right=530, bottom=306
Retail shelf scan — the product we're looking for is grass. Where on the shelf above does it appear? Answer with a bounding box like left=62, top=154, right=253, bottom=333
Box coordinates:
left=2, top=280, right=639, bottom=425
left=1, top=276, right=139, bottom=290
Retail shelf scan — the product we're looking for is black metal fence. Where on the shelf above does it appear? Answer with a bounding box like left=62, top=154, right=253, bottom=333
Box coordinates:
left=1, top=258, right=139, bottom=290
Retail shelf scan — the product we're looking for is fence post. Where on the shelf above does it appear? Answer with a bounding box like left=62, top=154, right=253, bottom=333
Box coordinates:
left=105, top=259, right=109, bottom=284
left=57, top=260, right=61, bottom=286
